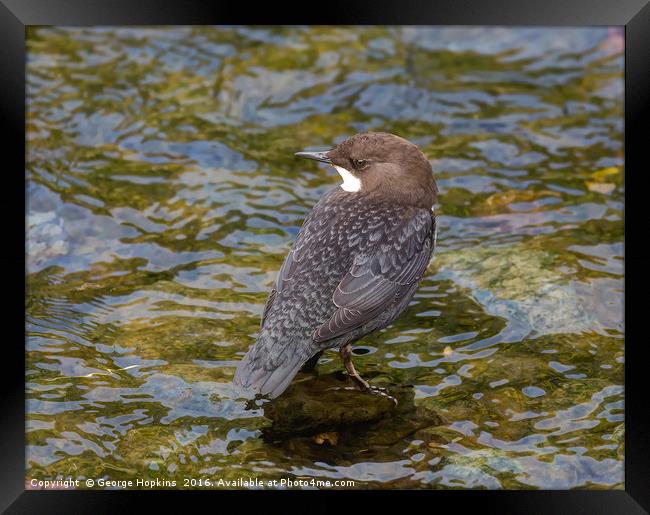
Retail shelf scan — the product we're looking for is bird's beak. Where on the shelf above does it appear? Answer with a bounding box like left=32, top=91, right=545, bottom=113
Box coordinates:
left=294, top=151, right=332, bottom=164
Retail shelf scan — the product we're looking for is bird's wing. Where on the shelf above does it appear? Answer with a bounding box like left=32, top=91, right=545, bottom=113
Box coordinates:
left=259, top=289, right=276, bottom=329
left=314, top=210, right=435, bottom=343
left=260, top=247, right=297, bottom=329
left=259, top=213, right=320, bottom=329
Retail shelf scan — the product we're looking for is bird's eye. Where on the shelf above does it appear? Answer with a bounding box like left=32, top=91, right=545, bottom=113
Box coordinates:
left=352, top=159, right=369, bottom=170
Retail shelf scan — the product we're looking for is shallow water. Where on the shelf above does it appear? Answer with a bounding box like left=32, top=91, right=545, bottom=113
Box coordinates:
left=26, top=26, right=624, bottom=489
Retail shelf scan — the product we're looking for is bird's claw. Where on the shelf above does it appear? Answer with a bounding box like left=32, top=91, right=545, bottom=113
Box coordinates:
left=327, top=382, right=397, bottom=405
left=324, top=385, right=359, bottom=392
left=360, top=383, right=398, bottom=405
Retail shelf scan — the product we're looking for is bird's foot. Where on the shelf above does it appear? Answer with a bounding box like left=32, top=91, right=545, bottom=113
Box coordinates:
left=349, top=375, right=397, bottom=405
left=349, top=374, right=370, bottom=391
left=324, top=377, right=398, bottom=405
left=366, top=385, right=398, bottom=406
left=324, top=385, right=360, bottom=392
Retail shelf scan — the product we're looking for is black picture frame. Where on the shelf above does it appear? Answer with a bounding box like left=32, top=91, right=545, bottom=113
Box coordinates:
left=4, top=0, right=649, bottom=513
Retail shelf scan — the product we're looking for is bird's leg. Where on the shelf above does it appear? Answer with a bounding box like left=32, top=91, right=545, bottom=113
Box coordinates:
left=338, top=344, right=397, bottom=405
left=340, top=344, right=370, bottom=390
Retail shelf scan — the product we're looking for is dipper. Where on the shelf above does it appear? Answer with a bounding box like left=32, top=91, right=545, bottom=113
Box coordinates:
left=233, top=132, right=438, bottom=398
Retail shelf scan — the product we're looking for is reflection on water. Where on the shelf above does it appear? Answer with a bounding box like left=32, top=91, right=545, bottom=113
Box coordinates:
left=26, top=26, right=624, bottom=489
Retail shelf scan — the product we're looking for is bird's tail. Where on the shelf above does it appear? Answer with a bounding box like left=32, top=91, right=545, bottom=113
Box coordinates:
left=233, top=335, right=319, bottom=399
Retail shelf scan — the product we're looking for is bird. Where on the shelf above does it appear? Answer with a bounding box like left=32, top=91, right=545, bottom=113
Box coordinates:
left=233, top=132, right=438, bottom=399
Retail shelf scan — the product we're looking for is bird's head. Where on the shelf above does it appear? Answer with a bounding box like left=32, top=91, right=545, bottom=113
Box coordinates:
left=295, top=132, right=437, bottom=209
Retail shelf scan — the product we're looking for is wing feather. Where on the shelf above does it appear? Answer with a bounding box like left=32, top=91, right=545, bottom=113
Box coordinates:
left=260, top=244, right=300, bottom=329
left=314, top=211, right=435, bottom=343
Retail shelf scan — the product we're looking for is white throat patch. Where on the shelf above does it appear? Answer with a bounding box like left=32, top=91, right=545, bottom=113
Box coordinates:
left=333, top=165, right=361, bottom=192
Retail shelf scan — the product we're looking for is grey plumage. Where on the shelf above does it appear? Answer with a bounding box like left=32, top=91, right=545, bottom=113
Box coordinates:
left=233, top=132, right=438, bottom=398
left=234, top=189, right=436, bottom=397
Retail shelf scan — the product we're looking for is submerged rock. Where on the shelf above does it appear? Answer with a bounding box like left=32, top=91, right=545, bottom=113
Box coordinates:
left=434, top=243, right=595, bottom=337
left=260, top=372, right=444, bottom=449
left=261, top=372, right=396, bottom=440
left=354, top=384, right=444, bottom=447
